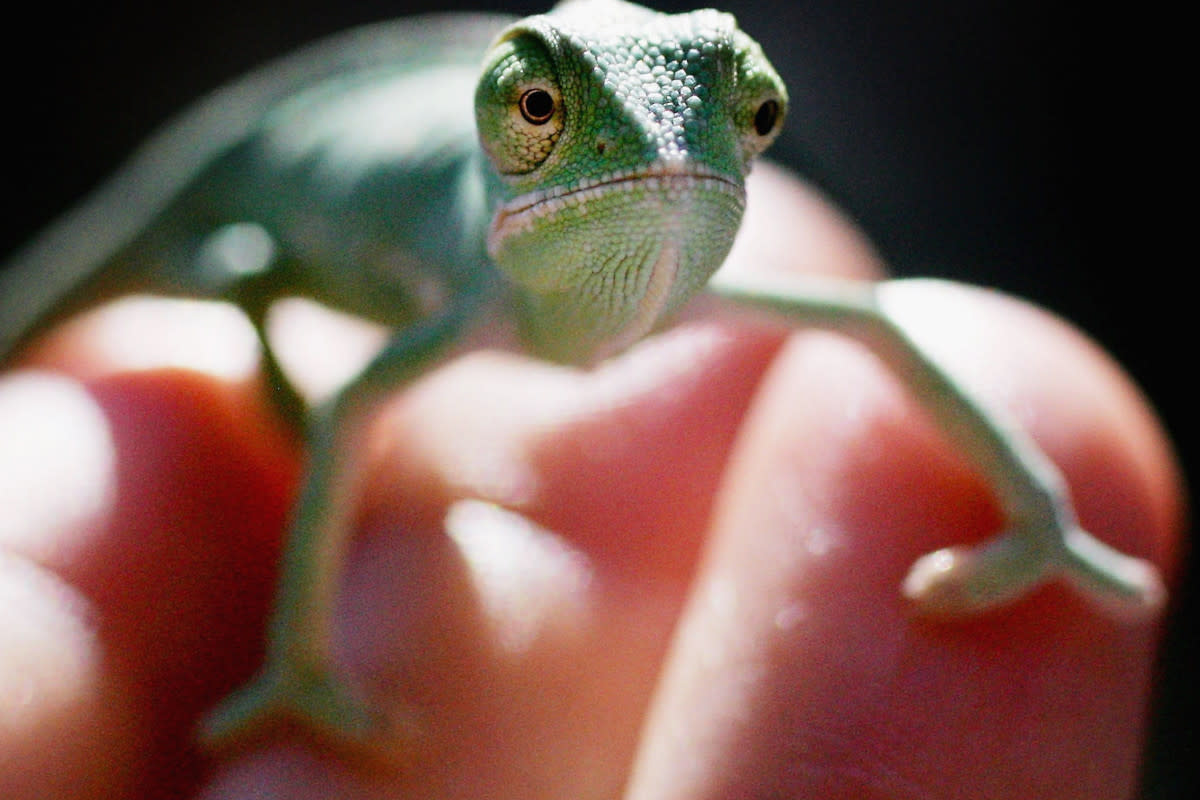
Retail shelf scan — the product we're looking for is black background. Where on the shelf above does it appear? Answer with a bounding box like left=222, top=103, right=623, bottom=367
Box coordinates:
left=2, top=1, right=1190, bottom=795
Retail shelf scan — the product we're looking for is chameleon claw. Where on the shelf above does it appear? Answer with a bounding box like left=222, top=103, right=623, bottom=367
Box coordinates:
left=903, top=524, right=1165, bottom=621
left=903, top=540, right=1051, bottom=618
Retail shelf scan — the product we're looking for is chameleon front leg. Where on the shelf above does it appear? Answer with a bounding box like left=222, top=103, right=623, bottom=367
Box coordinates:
left=708, top=271, right=1165, bottom=618
left=200, top=303, right=474, bottom=751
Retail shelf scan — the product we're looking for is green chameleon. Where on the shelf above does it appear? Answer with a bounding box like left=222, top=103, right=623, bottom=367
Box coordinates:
left=0, top=0, right=1164, bottom=751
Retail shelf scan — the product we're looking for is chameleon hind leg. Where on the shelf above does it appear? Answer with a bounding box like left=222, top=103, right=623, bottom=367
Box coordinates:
left=200, top=304, right=473, bottom=751
left=709, top=272, right=1165, bottom=617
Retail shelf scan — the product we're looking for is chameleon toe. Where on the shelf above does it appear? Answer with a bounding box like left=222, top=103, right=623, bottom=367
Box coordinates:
left=199, top=665, right=385, bottom=753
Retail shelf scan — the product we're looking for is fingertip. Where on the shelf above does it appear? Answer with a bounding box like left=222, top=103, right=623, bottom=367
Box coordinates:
left=628, top=282, right=1176, bottom=799
left=16, top=296, right=262, bottom=382
left=0, top=373, right=116, bottom=563
left=2, top=298, right=301, bottom=794
left=0, top=552, right=140, bottom=800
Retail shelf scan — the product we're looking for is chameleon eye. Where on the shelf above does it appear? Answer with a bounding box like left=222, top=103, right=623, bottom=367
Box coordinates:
left=753, top=99, right=780, bottom=137
left=737, top=88, right=786, bottom=162
left=519, top=88, right=556, bottom=125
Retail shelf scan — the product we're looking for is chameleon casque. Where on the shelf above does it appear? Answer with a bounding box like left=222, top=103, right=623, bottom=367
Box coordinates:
left=0, top=0, right=1165, bottom=752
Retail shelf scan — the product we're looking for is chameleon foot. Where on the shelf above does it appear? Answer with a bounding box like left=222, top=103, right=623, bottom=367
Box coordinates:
left=903, top=522, right=1165, bottom=620
left=199, top=662, right=384, bottom=752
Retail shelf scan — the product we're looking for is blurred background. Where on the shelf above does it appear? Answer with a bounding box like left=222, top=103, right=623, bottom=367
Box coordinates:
left=2, top=1, right=1189, bottom=795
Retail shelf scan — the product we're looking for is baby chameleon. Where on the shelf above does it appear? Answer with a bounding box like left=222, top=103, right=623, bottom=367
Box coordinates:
left=0, top=0, right=1165, bottom=751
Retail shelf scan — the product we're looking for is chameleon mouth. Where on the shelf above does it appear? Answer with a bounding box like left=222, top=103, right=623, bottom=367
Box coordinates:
left=486, top=163, right=745, bottom=255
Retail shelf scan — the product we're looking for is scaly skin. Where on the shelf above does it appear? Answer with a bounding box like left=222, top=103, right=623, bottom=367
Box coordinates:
left=0, top=0, right=1165, bottom=754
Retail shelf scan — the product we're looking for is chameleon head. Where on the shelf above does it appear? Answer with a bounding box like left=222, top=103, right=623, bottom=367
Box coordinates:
left=476, top=0, right=786, bottom=362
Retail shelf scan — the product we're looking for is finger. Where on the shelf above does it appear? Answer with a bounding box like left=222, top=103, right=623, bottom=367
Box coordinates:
left=625, top=281, right=1181, bottom=800
left=0, top=299, right=298, bottom=799
left=195, top=168, right=884, bottom=795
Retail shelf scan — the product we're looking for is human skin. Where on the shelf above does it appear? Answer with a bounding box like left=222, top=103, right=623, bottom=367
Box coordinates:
left=0, top=165, right=1182, bottom=798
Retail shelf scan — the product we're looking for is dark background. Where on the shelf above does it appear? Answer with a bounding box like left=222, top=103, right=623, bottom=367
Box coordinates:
left=2, top=1, right=1189, bottom=795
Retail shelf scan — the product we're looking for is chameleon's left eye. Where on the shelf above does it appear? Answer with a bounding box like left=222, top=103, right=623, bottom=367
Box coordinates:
left=734, top=85, right=786, bottom=163
left=731, top=34, right=788, bottom=163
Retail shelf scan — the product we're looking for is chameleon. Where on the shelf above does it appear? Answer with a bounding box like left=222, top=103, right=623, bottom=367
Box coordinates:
left=0, top=0, right=1165, bottom=752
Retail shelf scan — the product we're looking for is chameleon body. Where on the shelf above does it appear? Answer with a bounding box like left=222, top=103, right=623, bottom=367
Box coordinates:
left=0, top=0, right=1164, bottom=750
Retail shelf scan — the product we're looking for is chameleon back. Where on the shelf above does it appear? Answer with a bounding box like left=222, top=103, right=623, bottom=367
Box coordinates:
left=0, top=14, right=513, bottom=362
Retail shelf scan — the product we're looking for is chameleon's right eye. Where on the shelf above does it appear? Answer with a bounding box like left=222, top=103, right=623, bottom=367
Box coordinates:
left=475, top=32, right=565, bottom=175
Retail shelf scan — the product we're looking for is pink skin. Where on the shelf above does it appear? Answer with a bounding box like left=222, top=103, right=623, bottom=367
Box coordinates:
left=0, top=165, right=1182, bottom=799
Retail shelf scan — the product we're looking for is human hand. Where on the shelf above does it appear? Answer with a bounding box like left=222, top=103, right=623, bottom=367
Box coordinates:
left=0, top=164, right=1180, bottom=798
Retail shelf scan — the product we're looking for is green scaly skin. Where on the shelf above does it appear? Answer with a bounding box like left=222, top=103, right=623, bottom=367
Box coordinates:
left=0, top=0, right=1165, bottom=753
